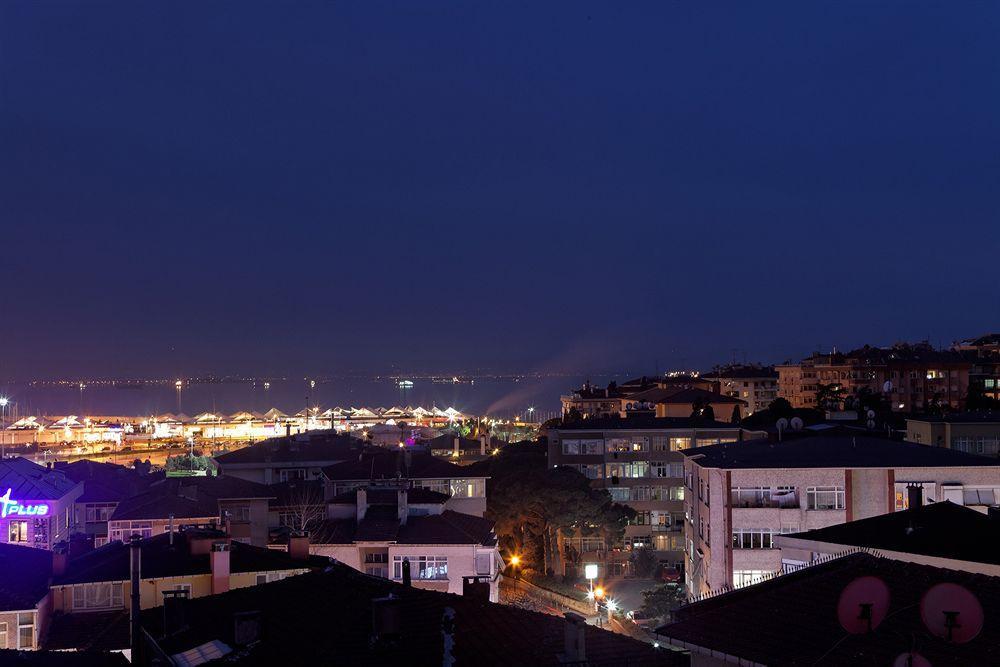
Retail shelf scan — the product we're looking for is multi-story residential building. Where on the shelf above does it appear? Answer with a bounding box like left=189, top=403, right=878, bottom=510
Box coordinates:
left=54, top=460, right=162, bottom=548
left=307, top=484, right=503, bottom=601
left=106, top=476, right=275, bottom=547
left=214, top=432, right=361, bottom=483
left=774, top=496, right=1000, bottom=576
left=624, top=387, right=747, bottom=422
left=560, top=375, right=719, bottom=419
left=547, top=416, right=764, bottom=576
left=0, top=543, right=54, bottom=650
left=322, top=450, right=488, bottom=517
left=0, top=458, right=81, bottom=551
left=777, top=343, right=971, bottom=412
left=907, top=413, right=1000, bottom=456
left=954, top=333, right=1000, bottom=402
left=701, top=365, right=778, bottom=416
left=682, top=431, right=1000, bottom=596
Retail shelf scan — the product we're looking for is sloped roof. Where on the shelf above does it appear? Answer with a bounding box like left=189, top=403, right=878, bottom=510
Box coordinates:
left=780, top=500, right=1000, bottom=565
left=682, top=432, right=1000, bottom=469
left=0, top=457, right=78, bottom=499
left=54, top=531, right=329, bottom=585
left=214, top=434, right=359, bottom=466
left=142, top=563, right=680, bottom=666
left=396, top=510, right=496, bottom=546
left=322, top=451, right=474, bottom=481
left=109, top=476, right=274, bottom=522
left=657, top=552, right=1000, bottom=665
left=0, top=542, right=54, bottom=611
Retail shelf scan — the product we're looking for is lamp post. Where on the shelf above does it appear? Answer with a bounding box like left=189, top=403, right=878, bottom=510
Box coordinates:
left=175, top=380, right=183, bottom=414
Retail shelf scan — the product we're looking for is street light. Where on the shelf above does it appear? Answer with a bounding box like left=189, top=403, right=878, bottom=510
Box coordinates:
left=0, top=397, right=7, bottom=460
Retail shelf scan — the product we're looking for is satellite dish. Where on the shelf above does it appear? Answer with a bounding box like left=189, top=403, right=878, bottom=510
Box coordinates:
left=920, top=583, right=983, bottom=643
left=776, top=418, right=790, bottom=432
left=867, top=409, right=876, bottom=419
left=837, top=576, right=891, bottom=634
left=790, top=417, right=804, bottom=431
left=883, top=381, right=893, bottom=393
left=892, top=652, right=932, bottom=667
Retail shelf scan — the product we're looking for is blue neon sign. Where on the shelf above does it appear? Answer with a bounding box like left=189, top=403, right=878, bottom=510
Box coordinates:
left=0, top=489, right=49, bottom=518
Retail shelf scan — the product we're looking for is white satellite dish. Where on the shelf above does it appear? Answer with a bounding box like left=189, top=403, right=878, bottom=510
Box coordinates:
left=790, top=417, right=804, bottom=431
left=866, top=409, right=876, bottom=419
left=776, top=418, right=790, bottom=432
left=882, top=381, right=893, bottom=393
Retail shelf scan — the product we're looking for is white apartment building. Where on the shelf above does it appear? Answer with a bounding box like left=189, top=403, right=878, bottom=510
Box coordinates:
left=682, top=432, right=1000, bottom=596
left=701, top=365, right=779, bottom=416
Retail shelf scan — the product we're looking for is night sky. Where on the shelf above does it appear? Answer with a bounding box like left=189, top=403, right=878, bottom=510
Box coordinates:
left=2, top=2, right=998, bottom=380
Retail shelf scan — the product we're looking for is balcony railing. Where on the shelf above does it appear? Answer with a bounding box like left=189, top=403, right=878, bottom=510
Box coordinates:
left=730, top=492, right=799, bottom=509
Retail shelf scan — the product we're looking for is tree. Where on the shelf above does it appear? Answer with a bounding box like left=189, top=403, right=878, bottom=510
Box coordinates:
left=768, top=397, right=793, bottom=418
left=730, top=405, right=742, bottom=424
left=967, top=384, right=1000, bottom=411
left=280, top=481, right=327, bottom=534
left=814, top=383, right=845, bottom=411
left=629, top=546, right=658, bottom=578
left=638, top=584, right=687, bottom=621
left=483, top=445, right=633, bottom=576
left=689, top=399, right=714, bottom=421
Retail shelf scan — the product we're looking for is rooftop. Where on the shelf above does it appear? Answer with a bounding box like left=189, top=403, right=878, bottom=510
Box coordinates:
left=656, top=552, right=1000, bottom=665
left=322, top=450, right=476, bottom=481
left=552, top=415, right=747, bottom=431
left=907, top=411, right=1000, bottom=424
left=214, top=433, right=360, bottom=466
left=53, top=530, right=328, bottom=585
left=780, top=500, right=1000, bottom=566
left=0, top=542, right=54, bottom=611
left=109, top=476, right=274, bottom=522
left=0, top=458, right=79, bottom=499
left=142, top=562, right=681, bottom=666
left=311, top=509, right=496, bottom=547
left=628, top=386, right=746, bottom=406
left=682, top=432, right=1000, bottom=469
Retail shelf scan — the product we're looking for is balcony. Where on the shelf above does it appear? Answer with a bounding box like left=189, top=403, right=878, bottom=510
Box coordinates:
left=729, top=492, right=799, bottom=509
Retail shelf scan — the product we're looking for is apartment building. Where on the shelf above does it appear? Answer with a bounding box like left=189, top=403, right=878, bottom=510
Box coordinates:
left=0, top=458, right=81, bottom=551
left=560, top=375, right=718, bottom=419
left=774, top=497, right=1000, bottom=576
left=954, top=333, right=1000, bottom=401
left=214, top=432, right=361, bottom=483
left=907, top=413, right=1000, bottom=456
left=682, top=431, right=1000, bottom=596
left=106, top=476, right=275, bottom=547
left=777, top=343, right=971, bottom=411
left=547, top=416, right=763, bottom=576
left=308, top=485, right=503, bottom=601
left=701, top=365, right=778, bottom=416
left=322, top=450, right=487, bottom=517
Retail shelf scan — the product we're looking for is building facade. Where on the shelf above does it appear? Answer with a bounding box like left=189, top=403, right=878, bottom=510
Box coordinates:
left=682, top=433, right=1000, bottom=597
left=906, top=414, right=1000, bottom=456
left=0, top=458, right=81, bottom=551
left=701, top=365, right=778, bottom=416
left=547, top=417, right=763, bottom=576
left=777, top=343, right=971, bottom=412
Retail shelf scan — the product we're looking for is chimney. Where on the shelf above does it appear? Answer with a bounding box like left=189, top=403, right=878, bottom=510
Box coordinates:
left=210, top=542, right=231, bottom=595
left=479, top=435, right=487, bottom=456
left=129, top=535, right=142, bottom=658
left=168, top=514, right=175, bottom=547
left=397, top=489, right=408, bottom=526
left=288, top=533, right=310, bottom=560
left=561, top=612, right=587, bottom=663
left=371, top=595, right=402, bottom=644
left=907, top=484, right=923, bottom=510
left=357, top=488, right=368, bottom=522
left=52, top=548, right=68, bottom=577
left=453, top=437, right=460, bottom=458
left=988, top=506, right=1000, bottom=522
left=402, top=557, right=411, bottom=587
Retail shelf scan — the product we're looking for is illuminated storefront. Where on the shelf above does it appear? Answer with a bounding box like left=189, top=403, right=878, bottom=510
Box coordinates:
left=0, top=458, right=82, bottom=550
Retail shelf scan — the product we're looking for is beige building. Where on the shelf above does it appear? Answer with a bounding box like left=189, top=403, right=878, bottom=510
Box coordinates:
left=907, top=413, right=1000, bottom=456
left=682, top=432, right=1000, bottom=597
left=778, top=343, right=971, bottom=412
left=701, top=365, right=778, bottom=416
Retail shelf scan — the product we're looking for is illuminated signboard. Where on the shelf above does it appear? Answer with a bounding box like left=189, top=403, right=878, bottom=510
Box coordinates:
left=0, top=489, right=49, bottom=518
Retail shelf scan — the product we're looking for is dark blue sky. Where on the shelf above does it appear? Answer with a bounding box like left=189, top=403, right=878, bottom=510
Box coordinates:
left=2, top=2, right=998, bottom=379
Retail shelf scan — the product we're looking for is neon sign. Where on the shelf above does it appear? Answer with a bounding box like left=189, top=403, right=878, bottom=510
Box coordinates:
left=0, top=489, right=49, bottom=518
